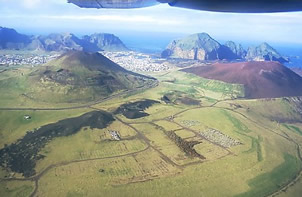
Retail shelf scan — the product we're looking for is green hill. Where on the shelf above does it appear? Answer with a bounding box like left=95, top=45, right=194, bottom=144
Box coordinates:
left=0, top=51, right=155, bottom=104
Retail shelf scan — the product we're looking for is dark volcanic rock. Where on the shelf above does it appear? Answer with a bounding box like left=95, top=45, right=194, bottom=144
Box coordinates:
left=161, top=90, right=200, bottom=106
left=181, top=61, right=302, bottom=99
left=114, top=99, right=160, bottom=119
left=246, top=42, right=288, bottom=63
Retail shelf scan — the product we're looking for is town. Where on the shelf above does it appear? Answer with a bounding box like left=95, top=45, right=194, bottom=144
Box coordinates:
left=0, top=53, right=60, bottom=66
left=0, top=51, right=175, bottom=73
left=100, top=51, right=174, bottom=72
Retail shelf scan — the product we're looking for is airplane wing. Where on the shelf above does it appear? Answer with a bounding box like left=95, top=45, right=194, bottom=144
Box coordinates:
left=67, top=0, right=160, bottom=9
left=68, top=0, right=302, bottom=13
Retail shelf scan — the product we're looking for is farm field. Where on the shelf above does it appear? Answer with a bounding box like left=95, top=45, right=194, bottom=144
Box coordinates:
left=1, top=69, right=302, bottom=197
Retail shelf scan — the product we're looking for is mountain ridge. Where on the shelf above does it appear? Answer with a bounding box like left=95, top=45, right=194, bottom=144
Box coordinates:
left=0, top=27, right=32, bottom=50
left=162, top=33, right=288, bottom=63
left=0, top=27, right=128, bottom=52
left=246, top=42, right=288, bottom=63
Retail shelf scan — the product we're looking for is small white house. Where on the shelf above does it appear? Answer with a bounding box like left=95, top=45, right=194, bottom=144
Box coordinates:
left=24, top=115, right=31, bottom=120
left=109, top=130, right=121, bottom=141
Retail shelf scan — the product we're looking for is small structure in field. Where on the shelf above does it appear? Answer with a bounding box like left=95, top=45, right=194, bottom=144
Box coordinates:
left=24, top=115, right=31, bottom=120
left=109, top=130, right=121, bottom=141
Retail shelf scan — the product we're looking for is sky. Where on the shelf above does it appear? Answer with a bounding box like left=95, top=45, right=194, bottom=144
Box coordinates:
left=0, top=0, right=302, bottom=48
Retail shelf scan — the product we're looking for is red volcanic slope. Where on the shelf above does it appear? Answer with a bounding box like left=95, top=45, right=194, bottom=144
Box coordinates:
left=182, top=61, right=302, bottom=99
left=291, top=67, right=302, bottom=77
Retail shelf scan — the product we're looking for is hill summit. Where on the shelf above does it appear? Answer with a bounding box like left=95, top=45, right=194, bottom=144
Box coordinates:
left=162, top=33, right=288, bottom=63
left=0, top=27, right=128, bottom=52
left=24, top=51, right=155, bottom=103
left=0, top=27, right=31, bottom=50
left=246, top=42, right=288, bottom=63
left=161, top=33, right=223, bottom=60
left=181, top=61, right=302, bottom=99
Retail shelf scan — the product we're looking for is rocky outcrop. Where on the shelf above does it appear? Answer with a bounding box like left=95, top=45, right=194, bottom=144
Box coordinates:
left=37, top=33, right=83, bottom=51
left=162, top=33, right=288, bottom=63
left=223, top=41, right=246, bottom=59
left=26, top=37, right=45, bottom=51
left=246, top=42, right=288, bottom=63
left=161, top=33, right=246, bottom=61
left=0, top=27, right=128, bottom=52
left=82, top=33, right=128, bottom=51
left=161, top=33, right=223, bottom=61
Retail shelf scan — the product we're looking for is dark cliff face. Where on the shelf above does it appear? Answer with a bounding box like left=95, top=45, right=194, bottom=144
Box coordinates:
left=223, top=41, right=246, bottom=59
left=0, top=27, right=128, bottom=52
left=246, top=42, right=288, bottom=63
left=0, top=27, right=31, bottom=50
left=162, top=33, right=287, bottom=63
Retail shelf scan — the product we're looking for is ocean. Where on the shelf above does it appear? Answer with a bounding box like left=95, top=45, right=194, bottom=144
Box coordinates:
left=119, top=32, right=302, bottom=68
left=274, top=44, right=302, bottom=68
left=118, top=31, right=185, bottom=55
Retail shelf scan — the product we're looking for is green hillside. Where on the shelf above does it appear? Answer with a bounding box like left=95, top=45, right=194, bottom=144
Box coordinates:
left=0, top=51, right=156, bottom=105
left=1, top=62, right=302, bottom=197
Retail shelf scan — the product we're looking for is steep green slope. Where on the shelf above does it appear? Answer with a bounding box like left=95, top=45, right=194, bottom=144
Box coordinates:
left=0, top=51, right=156, bottom=104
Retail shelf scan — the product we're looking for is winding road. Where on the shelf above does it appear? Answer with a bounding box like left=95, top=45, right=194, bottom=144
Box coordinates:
left=1, top=86, right=302, bottom=197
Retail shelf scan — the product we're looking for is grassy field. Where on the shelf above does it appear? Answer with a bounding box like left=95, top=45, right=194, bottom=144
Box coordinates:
left=1, top=69, right=302, bottom=196
left=0, top=180, right=34, bottom=197
left=156, top=71, right=245, bottom=99
left=283, top=124, right=302, bottom=136
left=237, top=153, right=302, bottom=197
left=132, top=123, right=201, bottom=166
left=174, top=129, right=196, bottom=139
left=0, top=67, right=99, bottom=108
left=0, top=109, right=91, bottom=149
